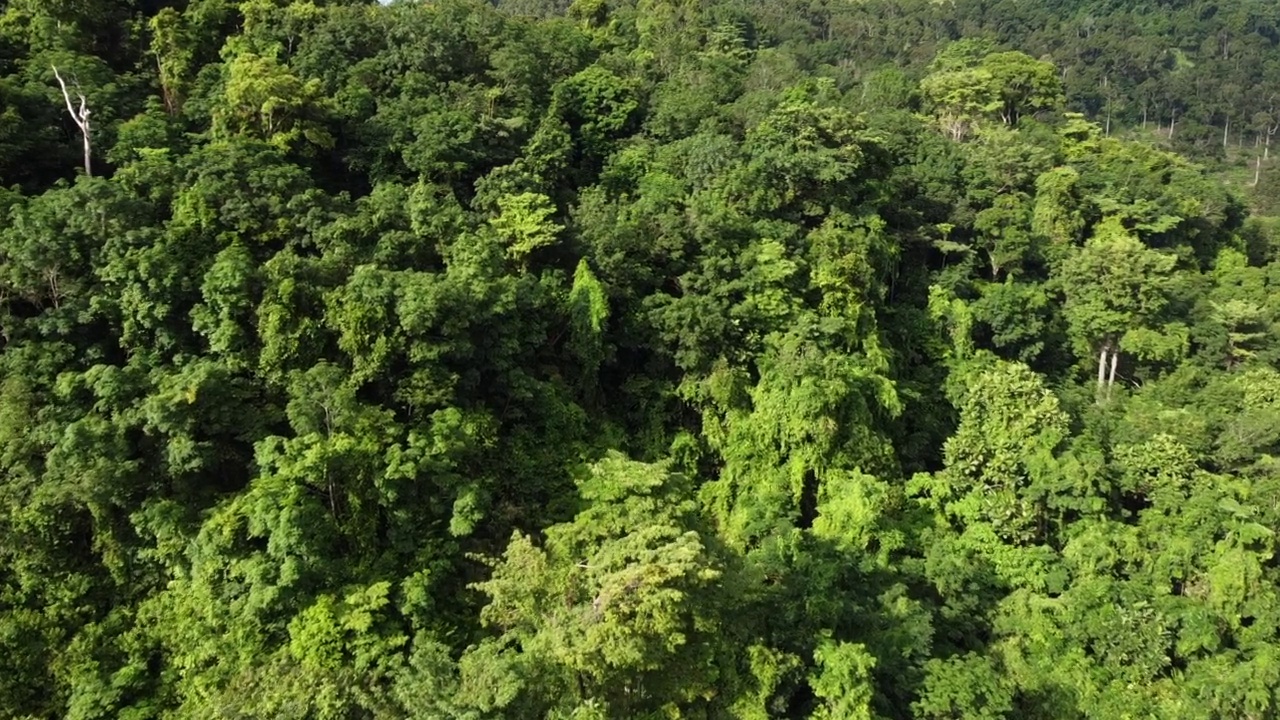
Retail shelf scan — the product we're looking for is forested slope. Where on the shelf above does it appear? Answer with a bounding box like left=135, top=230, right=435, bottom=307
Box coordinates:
left=1, top=0, right=1280, bottom=718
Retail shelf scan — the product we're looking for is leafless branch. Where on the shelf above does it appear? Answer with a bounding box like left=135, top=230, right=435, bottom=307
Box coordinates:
left=51, top=65, right=92, bottom=177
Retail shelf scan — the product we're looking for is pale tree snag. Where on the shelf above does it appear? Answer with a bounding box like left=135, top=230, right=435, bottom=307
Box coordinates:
left=1107, top=347, right=1119, bottom=400
left=1263, top=99, right=1280, bottom=161
left=1249, top=116, right=1280, bottom=188
left=51, top=66, right=92, bottom=177
left=1097, top=344, right=1108, bottom=392
left=1102, top=75, right=1112, bottom=136
left=1096, top=338, right=1121, bottom=402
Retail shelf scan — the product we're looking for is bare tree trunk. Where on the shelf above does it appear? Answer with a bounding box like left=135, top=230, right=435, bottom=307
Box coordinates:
left=1103, top=76, right=1111, bottom=136
left=1107, top=349, right=1119, bottom=399
left=1224, top=118, right=1230, bottom=148
left=1169, top=108, right=1176, bottom=139
left=1253, top=155, right=1263, bottom=186
left=1097, top=345, right=1109, bottom=392
left=51, top=66, right=92, bottom=177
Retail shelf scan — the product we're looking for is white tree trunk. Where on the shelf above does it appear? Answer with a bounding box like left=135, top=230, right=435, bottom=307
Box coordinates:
left=1107, top=348, right=1119, bottom=398
left=1097, top=345, right=1109, bottom=392
left=51, top=66, right=92, bottom=177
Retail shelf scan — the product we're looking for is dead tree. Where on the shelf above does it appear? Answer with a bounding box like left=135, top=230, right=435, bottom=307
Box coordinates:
left=51, top=66, right=92, bottom=177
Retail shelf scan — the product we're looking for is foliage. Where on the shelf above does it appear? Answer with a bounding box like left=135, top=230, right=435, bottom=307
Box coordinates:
left=1, top=0, right=1279, bottom=718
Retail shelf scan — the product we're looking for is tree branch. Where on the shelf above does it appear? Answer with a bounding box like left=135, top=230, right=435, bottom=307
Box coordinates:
left=50, top=65, right=92, bottom=176
left=51, top=66, right=81, bottom=128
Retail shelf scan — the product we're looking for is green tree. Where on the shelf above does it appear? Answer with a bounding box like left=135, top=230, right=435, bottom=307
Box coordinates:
left=1057, top=217, right=1178, bottom=397
left=464, top=453, right=731, bottom=717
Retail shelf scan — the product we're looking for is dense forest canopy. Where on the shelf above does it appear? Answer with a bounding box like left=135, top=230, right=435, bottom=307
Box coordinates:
left=3, top=0, right=1280, bottom=717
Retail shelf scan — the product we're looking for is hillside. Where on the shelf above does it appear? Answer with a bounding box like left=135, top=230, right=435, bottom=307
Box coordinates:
left=1, top=0, right=1280, bottom=718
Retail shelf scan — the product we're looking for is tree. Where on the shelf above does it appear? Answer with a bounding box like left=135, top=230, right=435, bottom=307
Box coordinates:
left=921, top=49, right=1063, bottom=140
left=1057, top=217, right=1178, bottom=397
left=913, top=358, right=1069, bottom=548
left=981, top=51, right=1063, bottom=126
left=148, top=7, right=198, bottom=116
left=50, top=66, right=92, bottom=176
left=489, top=191, right=563, bottom=270
left=214, top=46, right=333, bottom=153
left=464, top=453, right=731, bottom=717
